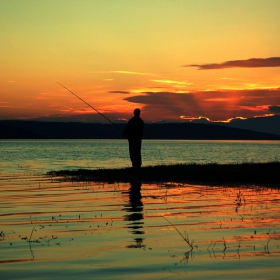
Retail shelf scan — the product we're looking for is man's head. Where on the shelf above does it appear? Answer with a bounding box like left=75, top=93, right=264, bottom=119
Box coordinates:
left=134, top=108, right=141, bottom=116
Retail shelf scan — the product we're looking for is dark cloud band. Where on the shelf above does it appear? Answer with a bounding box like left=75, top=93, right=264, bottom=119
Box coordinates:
left=269, top=105, right=280, bottom=113
left=183, top=57, right=280, bottom=70
left=124, top=88, right=280, bottom=121
left=108, top=91, right=130, bottom=94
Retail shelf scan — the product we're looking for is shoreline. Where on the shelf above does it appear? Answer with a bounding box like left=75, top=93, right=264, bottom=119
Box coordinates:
left=47, top=162, right=280, bottom=186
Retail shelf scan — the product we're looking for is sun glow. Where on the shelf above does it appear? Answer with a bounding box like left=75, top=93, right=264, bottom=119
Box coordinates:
left=212, top=116, right=248, bottom=123
left=180, top=116, right=211, bottom=122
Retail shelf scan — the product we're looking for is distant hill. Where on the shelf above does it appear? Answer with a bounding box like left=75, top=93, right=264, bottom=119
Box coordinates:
left=0, top=122, right=42, bottom=139
left=191, top=115, right=280, bottom=136
left=222, top=115, right=280, bottom=136
left=144, top=122, right=280, bottom=140
left=1, top=120, right=280, bottom=140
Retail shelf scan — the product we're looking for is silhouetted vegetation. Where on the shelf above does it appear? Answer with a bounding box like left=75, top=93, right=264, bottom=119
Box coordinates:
left=48, top=162, right=280, bottom=186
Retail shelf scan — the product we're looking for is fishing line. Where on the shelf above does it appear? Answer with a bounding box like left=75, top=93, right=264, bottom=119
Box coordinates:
left=57, top=82, right=123, bottom=132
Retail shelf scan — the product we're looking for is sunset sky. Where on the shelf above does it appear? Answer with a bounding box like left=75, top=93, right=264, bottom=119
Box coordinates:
left=1, top=0, right=280, bottom=123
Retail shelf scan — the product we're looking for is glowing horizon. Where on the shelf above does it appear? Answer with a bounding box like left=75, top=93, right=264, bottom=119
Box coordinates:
left=0, top=1, right=280, bottom=123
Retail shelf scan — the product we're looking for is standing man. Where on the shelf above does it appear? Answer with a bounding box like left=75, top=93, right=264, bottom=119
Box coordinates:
left=123, top=108, right=144, bottom=169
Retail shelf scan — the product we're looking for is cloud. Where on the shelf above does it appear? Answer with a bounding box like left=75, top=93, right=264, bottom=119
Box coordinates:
left=90, top=70, right=156, bottom=76
left=114, top=70, right=148, bottom=75
left=151, top=79, right=191, bottom=86
left=0, top=101, right=21, bottom=109
left=124, top=91, right=210, bottom=121
left=124, top=88, right=280, bottom=122
left=108, top=90, right=130, bottom=94
left=183, top=57, right=280, bottom=70
left=180, top=116, right=210, bottom=123
left=268, top=105, right=280, bottom=114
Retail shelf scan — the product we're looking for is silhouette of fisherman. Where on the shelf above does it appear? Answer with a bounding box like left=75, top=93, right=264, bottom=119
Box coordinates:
left=123, top=108, right=144, bottom=169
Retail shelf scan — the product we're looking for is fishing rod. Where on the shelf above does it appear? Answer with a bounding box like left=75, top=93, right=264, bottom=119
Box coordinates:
left=57, top=82, right=123, bottom=132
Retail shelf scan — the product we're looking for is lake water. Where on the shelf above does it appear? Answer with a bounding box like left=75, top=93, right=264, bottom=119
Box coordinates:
left=1, top=139, right=280, bottom=173
left=0, top=140, right=280, bottom=279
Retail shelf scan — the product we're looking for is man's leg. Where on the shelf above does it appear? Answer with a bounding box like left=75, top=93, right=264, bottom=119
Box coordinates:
left=131, top=140, right=142, bottom=168
left=129, top=141, right=134, bottom=167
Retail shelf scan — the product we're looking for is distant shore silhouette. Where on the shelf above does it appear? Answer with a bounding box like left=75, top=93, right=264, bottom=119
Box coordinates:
left=1, top=120, right=280, bottom=140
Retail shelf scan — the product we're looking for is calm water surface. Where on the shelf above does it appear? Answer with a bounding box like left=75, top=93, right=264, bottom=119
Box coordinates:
left=1, top=139, right=280, bottom=173
left=0, top=140, right=280, bottom=279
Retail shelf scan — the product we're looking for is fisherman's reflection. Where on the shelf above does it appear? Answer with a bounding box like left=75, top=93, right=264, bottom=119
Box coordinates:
left=123, top=181, right=145, bottom=248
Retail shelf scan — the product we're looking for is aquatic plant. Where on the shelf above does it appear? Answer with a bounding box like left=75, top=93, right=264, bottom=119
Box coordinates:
left=162, top=216, right=193, bottom=250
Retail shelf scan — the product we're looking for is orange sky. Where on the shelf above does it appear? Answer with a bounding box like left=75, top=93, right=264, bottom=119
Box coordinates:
left=0, top=1, right=280, bottom=123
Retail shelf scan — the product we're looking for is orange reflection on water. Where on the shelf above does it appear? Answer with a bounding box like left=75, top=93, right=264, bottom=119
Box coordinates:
left=0, top=174, right=280, bottom=279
